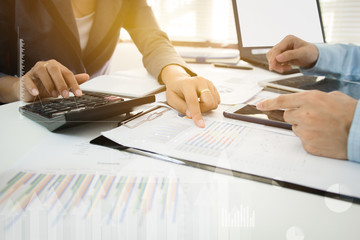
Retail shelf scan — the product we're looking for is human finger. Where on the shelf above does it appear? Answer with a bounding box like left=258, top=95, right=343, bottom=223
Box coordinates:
left=166, top=90, right=187, bottom=115
left=275, top=49, right=302, bottom=65
left=256, top=92, right=305, bottom=111
left=267, top=48, right=282, bottom=71
left=283, top=108, right=299, bottom=125
left=267, top=36, right=296, bottom=70
left=270, top=62, right=294, bottom=74
left=32, top=62, right=58, bottom=97
left=166, top=89, right=206, bottom=128
left=45, top=60, right=70, bottom=98
left=291, top=123, right=300, bottom=137
left=75, top=73, right=90, bottom=85
left=197, top=82, right=218, bottom=113
left=182, top=85, right=205, bottom=128
left=199, top=88, right=216, bottom=113
left=22, top=74, right=39, bottom=98
left=270, top=48, right=304, bottom=73
left=59, top=65, right=82, bottom=97
left=208, top=81, right=221, bottom=105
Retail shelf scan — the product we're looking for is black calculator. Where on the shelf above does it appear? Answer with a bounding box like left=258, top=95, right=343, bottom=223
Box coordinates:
left=19, top=91, right=155, bottom=131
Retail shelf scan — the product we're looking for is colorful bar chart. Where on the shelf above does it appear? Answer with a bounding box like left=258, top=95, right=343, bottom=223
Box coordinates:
left=176, top=120, right=245, bottom=157
left=0, top=172, right=180, bottom=230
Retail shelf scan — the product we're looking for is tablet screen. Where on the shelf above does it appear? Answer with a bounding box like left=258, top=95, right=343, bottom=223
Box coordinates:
left=270, top=76, right=360, bottom=99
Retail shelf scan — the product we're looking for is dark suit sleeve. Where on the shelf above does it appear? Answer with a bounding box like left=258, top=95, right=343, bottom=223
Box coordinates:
left=122, top=0, right=196, bottom=81
left=0, top=0, right=17, bottom=77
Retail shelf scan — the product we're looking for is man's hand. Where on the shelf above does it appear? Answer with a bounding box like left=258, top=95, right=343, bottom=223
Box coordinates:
left=161, top=65, right=220, bottom=128
left=21, top=59, right=89, bottom=102
left=267, top=35, right=319, bottom=73
left=256, top=90, right=358, bottom=159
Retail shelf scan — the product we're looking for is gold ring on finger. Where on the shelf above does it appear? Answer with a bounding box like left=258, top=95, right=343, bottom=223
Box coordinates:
left=199, top=88, right=211, bottom=96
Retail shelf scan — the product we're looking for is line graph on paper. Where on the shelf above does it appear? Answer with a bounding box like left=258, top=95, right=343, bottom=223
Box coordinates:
left=0, top=172, right=180, bottom=230
left=176, top=120, right=245, bottom=157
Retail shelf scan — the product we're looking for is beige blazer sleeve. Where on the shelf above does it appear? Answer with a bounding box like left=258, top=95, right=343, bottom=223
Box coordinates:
left=122, top=0, right=196, bottom=81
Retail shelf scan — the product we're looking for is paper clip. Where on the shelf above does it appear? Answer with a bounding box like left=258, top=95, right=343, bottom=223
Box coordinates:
left=31, top=94, right=44, bottom=108
left=122, top=106, right=170, bottom=129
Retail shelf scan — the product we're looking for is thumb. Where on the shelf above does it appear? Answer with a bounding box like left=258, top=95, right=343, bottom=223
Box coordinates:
left=75, top=73, right=90, bottom=85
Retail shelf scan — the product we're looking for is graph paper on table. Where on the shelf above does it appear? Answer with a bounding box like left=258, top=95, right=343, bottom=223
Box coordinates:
left=0, top=171, right=180, bottom=230
left=242, top=90, right=281, bottom=105
left=176, top=121, right=245, bottom=157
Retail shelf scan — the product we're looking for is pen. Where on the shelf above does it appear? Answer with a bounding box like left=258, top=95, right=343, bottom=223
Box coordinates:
left=213, top=63, right=253, bottom=70
left=119, top=105, right=161, bottom=126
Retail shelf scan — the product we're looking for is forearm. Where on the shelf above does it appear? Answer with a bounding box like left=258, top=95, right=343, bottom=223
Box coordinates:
left=348, top=101, right=360, bottom=162
left=0, top=76, right=19, bottom=103
left=123, top=0, right=194, bottom=80
left=301, top=44, right=360, bottom=81
left=160, top=65, right=191, bottom=85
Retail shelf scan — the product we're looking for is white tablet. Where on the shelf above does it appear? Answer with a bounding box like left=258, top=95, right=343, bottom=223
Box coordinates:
left=259, top=75, right=360, bottom=99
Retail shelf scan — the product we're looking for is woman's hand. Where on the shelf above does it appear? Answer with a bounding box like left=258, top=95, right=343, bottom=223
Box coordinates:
left=21, top=59, right=89, bottom=102
left=161, top=65, right=220, bottom=128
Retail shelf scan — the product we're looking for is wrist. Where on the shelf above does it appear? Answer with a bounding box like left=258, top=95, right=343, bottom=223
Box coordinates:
left=0, top=76, right=20, bottom=103
left=13, top=77, right=20, bottom=100
left=161, top=64, right=191, bottom=85
left=304, top=44, right=319, bottom=69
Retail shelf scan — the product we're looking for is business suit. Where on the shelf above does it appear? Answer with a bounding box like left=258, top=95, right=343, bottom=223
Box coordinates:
left=0, top=0, right=192, bottom=79
left=0, top=0, right=220, bottom=127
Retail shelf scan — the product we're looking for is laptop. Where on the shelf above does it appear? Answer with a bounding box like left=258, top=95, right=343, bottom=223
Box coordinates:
left=232, top=0, right=325, bottom=74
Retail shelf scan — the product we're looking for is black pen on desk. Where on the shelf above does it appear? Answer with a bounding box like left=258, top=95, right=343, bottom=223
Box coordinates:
left=213, top=63, right=253, bottom=70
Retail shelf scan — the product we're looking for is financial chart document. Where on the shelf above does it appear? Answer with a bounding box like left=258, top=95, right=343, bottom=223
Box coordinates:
left=102, top=107, right=360, bottom=200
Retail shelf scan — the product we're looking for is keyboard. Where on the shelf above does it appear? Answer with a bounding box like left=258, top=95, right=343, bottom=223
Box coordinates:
left=19, top=91, right=155, bottom=131
left=251, top=54, right=268, bottom=64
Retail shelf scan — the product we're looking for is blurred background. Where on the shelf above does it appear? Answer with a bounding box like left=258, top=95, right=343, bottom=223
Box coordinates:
left=120, top=0, right=360, bottom=46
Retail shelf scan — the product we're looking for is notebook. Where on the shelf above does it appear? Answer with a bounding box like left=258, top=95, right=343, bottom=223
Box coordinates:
left=81, top=70, right=165, bottom=98
left=232, top=0, right=325, bottom=74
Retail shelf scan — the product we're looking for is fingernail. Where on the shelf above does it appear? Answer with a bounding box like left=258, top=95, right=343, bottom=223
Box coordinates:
left=31, top=89, right=39, bottom=96
left=276, top=54, right=284, bottom=61
left=62, top=90, right=69, bottom=98
left=52, top=90, right=58, bottom=98
left=75, top=89, right=82, bottom=97
left=186, top=109, right=191, bottom=118
left=256, top=102, right=263, bottom=110
left=197, top=119, right=205, bottom=128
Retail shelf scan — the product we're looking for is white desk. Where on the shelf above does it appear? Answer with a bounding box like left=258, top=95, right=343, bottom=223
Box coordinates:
left=1, top=43, right=360, bottom=240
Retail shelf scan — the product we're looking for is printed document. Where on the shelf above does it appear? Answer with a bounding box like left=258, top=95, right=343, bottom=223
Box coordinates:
left=102, top=108, right=360, bottom=199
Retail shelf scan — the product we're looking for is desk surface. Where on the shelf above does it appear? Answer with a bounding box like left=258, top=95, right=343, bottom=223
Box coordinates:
left=1, top=43, right=360, bottom=240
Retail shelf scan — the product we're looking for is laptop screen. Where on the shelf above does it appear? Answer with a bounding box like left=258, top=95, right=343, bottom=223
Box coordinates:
left=233, top=0, right=325, bottom=48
